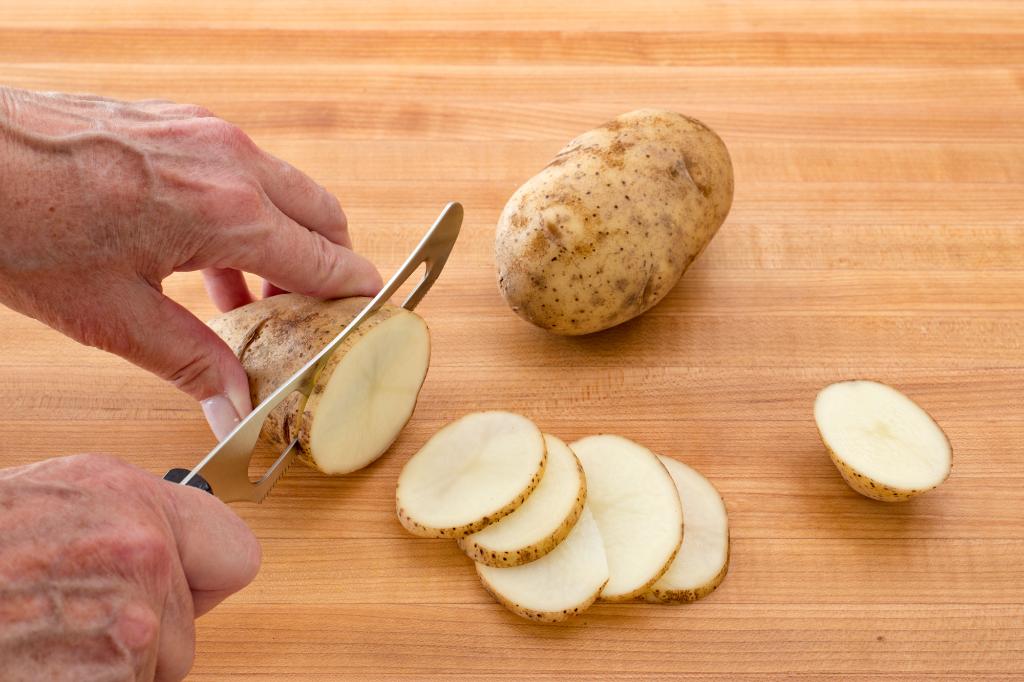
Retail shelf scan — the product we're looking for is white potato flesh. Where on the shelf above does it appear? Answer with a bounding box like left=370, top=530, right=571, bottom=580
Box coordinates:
left=460, top=434, right=585, bottom=566
left=396, top=411, right=546, bottom=537
left=644, top=457, right=729, bottom=602
left=815, top=380, right=952, bottom=494
left=476, top=505, right=608, bottom=622
left=307, top=313, right=430, bottom=475
left=571, top=435, right=683, bottom=601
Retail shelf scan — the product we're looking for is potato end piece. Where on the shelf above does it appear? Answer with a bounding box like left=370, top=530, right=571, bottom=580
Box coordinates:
left=815, top=380, right=953, bottom=502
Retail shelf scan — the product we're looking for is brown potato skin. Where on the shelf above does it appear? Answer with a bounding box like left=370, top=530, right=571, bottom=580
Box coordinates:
left=495, top=109, right=734, bottom=335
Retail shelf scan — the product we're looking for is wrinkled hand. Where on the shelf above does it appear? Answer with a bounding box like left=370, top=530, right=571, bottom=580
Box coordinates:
left=0, top=454, right=261, bottom=681
left=0, top=87, right=382, bottom=438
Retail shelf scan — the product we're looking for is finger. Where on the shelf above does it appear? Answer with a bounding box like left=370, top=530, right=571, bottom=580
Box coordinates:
left=202, top=267, right=254, bottom=312
left=161, top=482, right=261, bottom=616
left=91, top=281, right=253, bottom=439
left=232, top=207, right=382, bottom=299
left=261, top=279, right=288, bottom=299
left=255, top=152, right=352, bottom=249
left=132, top=98, right=217, bottom=120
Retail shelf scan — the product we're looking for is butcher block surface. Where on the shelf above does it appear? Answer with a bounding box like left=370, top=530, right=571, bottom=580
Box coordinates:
left=1, top=1, right=1022, bottom=679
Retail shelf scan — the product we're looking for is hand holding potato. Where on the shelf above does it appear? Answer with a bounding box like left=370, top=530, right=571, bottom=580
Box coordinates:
left=0, top=86, right=382, bottom=439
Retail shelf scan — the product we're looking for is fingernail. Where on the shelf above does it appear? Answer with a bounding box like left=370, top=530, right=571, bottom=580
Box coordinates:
left=202, top=394, right=242, bottom=441
left=226, top=382, right=253, bottom=420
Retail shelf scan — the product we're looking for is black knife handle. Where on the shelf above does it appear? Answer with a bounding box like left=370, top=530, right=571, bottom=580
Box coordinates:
left=163, top=468, right=214, bottom=495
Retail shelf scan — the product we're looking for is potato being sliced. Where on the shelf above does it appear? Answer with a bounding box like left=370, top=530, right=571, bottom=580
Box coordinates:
left=641, top=457, right=729, bottom=603
left=209, top=295, right=430, bottom=475
left=396, top=411, right=546, bottom=538
left=571, top=435, right=683, bottom=602
left=814, top=380, right=952, bottom=502
left=459, top=434, right=586, bottom=567
left=476, top=505, right=608, bottom=623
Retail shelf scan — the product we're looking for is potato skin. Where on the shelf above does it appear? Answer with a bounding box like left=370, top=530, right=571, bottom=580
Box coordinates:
left=495, top=109, right=733, bottom=335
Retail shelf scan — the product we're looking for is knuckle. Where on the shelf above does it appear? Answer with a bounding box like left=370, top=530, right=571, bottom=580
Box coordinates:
left=122, top=526, right=174, bottom=577
left=201, top=117, right=255, bottom=153
left=167, top=352, right=217, bottom=398
left=199, top=182, right=265, bottom=228
left=65, top=452, right=130, bottom=476
left=114, top=600, right=161, bottom=653
left=184, top=103, right=214, bottom=118
left=309, top=233, right=341, bottom=278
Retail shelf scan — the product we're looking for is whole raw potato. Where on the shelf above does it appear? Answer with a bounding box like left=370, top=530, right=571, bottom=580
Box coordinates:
left=495, top=109, right=733, bottom=335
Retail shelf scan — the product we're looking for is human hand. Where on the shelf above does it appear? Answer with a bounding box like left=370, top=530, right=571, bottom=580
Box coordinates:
left=0, top=453, right=261, bottom=681
left=0, top=87, right=383, bottom=438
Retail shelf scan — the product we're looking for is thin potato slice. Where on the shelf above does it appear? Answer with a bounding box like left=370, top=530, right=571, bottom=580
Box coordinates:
left=476, top=505, right=608, bottom=623
left=396, top=411, right=546, bottom=538
left=459, top=434, right=586, bottom=567
left=571, top=435, right=683, bottom=601
left=815, top=380, right=952, bottom=501
left=642, top=457, right=729, bottom=603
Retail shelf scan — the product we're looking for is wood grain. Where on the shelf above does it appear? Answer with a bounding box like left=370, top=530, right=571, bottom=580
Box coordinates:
left=0, top=1, right=1022, bottom=679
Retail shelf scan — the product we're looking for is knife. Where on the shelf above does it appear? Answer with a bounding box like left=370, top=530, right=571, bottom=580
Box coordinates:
left=164, top=201, right=463, bottom=502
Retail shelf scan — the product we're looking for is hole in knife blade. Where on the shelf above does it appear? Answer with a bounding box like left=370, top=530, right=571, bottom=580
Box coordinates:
left=247, top=389, right=303, bottom=484
left=395, top=262, right=429, bottom=308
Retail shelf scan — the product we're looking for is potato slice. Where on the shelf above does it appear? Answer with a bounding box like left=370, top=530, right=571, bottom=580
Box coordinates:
left=571, top=435, right=683, bottom=601
left=476, top=505, right=608, bottom=623
left=396, top=411, right=546, bottom=538
left=641, top=457, right=729, bottom=603
left=815, top=380, right=952, bottom=501
left=459, top=434, right=586, bottom=567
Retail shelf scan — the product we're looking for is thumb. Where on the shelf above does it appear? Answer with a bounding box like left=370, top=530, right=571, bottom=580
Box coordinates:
left=161, top=480, right=262, bottom=616
left=108, top=281, right=253, bottom=439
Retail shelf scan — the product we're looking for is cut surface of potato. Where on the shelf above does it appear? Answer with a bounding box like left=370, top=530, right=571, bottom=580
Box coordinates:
left=571, top=435, right=683, bottom=601
left=477, top=505, right=608, bottom=622
left=396, top=411, right=546, bottom=538
left=303, top=312, right=430, bottom=474
left=208, top=295, right=430, bottom=475
left=459, top=434, right=586, bottom=567
left=642, top=457, right=729, bottom=603
left=815, top=380, right=952, bottom=501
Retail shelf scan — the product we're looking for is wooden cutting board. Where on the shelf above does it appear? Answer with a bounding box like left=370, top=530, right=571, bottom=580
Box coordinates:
left=1, top=1, right=1022, bottom=678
